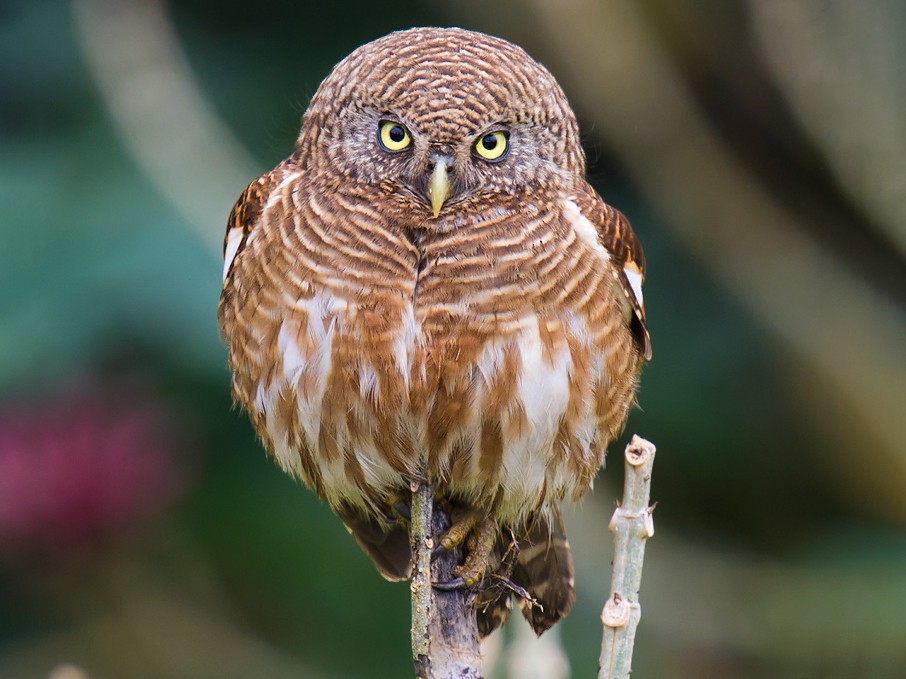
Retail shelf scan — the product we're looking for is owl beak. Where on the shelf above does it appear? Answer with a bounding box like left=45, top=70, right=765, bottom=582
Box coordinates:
left=428, top=156, right=451, bottom=217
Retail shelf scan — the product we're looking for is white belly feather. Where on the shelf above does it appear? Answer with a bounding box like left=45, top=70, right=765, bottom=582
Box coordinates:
left=254, top=295, right=602, bottom=523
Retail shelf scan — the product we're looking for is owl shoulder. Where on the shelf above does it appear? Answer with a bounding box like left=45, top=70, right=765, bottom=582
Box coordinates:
left=221, top=157, right=304, bottom=283
left=565, top=186, right=652, bottom=360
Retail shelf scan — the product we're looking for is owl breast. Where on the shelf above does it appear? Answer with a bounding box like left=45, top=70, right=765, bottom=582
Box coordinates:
left=242, top=221, right=639, bottom=527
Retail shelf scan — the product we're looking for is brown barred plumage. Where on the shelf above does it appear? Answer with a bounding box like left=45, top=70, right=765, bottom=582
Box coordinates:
left=218, top=27, right=649, bottom=636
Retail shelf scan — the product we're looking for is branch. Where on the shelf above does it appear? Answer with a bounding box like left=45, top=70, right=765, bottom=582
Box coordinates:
left=410, top=481, right=434, bottom=666
left=599, top=435, right=656, bottom=679
left=410, top=482, right=482, bottom=678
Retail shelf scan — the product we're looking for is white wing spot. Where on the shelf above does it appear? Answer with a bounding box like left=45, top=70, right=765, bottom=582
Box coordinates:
left=624, top=261, right=644, bottom=309
left=222, top=227, right=244, bottom=281
left=562, top=198, right=611, bottom=262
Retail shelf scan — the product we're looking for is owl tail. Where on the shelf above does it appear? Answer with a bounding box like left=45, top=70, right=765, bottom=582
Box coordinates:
left=476, top=510, right=576, bottom=637
left=341, top=504, right=575, bottom=636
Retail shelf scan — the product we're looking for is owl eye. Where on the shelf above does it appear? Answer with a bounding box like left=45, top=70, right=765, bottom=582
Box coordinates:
left=378, top=121, right=412, bottom=152
left=473, top=131, right=509, bottom=161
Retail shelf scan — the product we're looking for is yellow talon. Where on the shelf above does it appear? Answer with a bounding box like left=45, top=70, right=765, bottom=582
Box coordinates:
left=384, top=493, right=410, bottom=522
left=451, top=516, right=497, bottom=585
left=440, top=511, right=480, bottom=551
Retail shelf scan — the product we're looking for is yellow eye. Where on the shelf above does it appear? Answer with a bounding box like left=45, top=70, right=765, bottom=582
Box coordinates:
left=474, top=131, right=509, bottom=161
left=378, top=121, right=411, bottom=151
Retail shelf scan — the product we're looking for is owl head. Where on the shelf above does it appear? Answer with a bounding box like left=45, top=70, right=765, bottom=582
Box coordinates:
left=296, top=28, right=585, bottom=219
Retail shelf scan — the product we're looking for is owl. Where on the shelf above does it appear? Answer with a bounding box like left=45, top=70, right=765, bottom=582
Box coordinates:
left=218, top=27, right=650, bottom=636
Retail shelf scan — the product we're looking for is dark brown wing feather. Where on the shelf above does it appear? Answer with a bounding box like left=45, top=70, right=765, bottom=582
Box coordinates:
left=573, top=189, right=652, bottom=359
left=513, top=510, right=576, bottom=635
left=338, top=507, right=413, bottom=581
left=475, top=511, right=576, bottom=637
left=475, top=586, right=513, bottom=638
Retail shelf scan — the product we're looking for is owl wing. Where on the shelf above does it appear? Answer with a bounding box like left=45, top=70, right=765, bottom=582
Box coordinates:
left=570, top=189, right=652, bottom=360
left=474, top=510, right=576, bottom=637
left=512, top=509, right=576, bottom=635
left=220, top=160, right=416, bottom=582
left=221, top=161, right=292, bottom=284
left=339, top=507, right=413, bottom=581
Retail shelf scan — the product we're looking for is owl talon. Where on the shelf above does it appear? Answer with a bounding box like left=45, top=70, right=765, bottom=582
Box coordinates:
left=432, top=576, right=467, bottom=591
left=429, top=512, right=498, bottom=588
left=392, top=500, right=411, bottom=522
left=381, top=494, right=411, bottom=523
left=449, top=515, right=497, bottom=586
left=435, top=510, right=481, bottom=553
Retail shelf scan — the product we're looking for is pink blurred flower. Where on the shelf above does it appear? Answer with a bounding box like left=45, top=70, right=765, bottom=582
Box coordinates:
left=0, top=382, right=187, bottom=556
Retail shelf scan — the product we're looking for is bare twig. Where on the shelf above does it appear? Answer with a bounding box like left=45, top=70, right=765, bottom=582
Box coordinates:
left=410, top=482, right=482, bottom=678
left=599, top=436, right=656, bottom=679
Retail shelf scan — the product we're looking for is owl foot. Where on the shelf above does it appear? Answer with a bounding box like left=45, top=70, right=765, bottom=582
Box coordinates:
left=432, top=576, right=467, bottom=591
left=433, top=514, right=497, bottom=588
left=381, top=493, right=411, bottom=522
left=433, top=509, right=481, bottom=556
left=391, top=499, right=411, bottom=522
left=454, top=516, right=498, bottom=586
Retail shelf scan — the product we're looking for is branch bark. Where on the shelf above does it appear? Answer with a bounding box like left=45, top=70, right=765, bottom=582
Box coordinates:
left=599, top=435, right=656, bottom=679
left=410, top=482, right=482, bottom=678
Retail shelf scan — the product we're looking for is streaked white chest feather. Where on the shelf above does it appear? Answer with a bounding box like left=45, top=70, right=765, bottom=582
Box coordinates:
left=496, top=319, right=576, bottom=522
left=253, top=294, right=602, bottom=519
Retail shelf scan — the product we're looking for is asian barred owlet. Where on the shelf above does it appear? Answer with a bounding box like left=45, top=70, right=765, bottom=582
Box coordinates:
left=218, top=27, right=650, bottom=636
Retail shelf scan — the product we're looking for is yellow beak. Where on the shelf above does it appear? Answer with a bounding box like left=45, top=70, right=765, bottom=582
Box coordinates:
left=428, top=159, right=451, bottom=217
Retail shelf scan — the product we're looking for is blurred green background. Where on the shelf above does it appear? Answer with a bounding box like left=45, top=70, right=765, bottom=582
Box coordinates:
left=1, top=1, right=904, bottom=677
